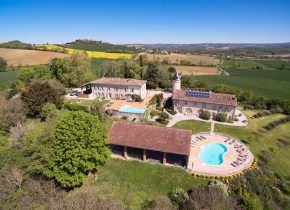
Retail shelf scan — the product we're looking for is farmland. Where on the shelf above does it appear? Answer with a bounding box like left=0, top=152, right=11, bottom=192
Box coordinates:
left=190, top=74, right=290, bottom=99
left=0, top=48, right=70, bottom=66
left=185, top=59, right=290, bottom=99
left=141, top=53, right=220, bottom=66
left=44, top=44, right=133, bottom=59
left=173, top=65, right=221, bottom=75
left=63, top=41, right=137, bottom=53
left=222, top=59, right=290, bottom=70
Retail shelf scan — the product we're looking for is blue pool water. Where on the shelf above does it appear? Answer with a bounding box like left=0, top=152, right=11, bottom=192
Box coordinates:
left=119, top=105, right=147, bottom=114
left=198, top=143, right=228, bottom=165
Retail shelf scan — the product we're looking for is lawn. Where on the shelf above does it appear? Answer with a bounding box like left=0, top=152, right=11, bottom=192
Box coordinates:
left=173, top=120, right=211, bottom=133
left=94, top=158, right=208, bottom=209
left=0, top=70, right=18, bottom=90
left=172, top=110, right=290, bottom=179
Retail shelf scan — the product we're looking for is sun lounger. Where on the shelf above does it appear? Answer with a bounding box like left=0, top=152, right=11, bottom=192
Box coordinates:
left=231, top=163, right=236, bottom=167
left=233, top=161, right=239, bottom=165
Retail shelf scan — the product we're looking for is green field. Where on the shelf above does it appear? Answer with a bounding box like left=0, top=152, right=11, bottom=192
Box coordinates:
left=172, top=110, right=290, bottom=179
left=0, top=70, right=18, bottom=90
left=191, top=74, right=290, bottom=99
left=94, top=158, right=207, bottom=209
left=222, top=59, right=290, bottom=70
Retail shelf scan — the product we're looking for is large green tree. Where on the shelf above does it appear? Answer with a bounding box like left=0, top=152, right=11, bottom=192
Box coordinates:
left=17, top=65, right=52, bottom=84
left=45, top=111, right=110, bottom=188
left=50, top=54, right=91, bottom=87
left=21, top=80, right=65, bottom=118
left=144, top=61, right=159, bottom=88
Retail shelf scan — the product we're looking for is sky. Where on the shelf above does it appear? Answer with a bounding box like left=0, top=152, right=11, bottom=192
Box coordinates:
left=0, top=0, right=290, bottom=44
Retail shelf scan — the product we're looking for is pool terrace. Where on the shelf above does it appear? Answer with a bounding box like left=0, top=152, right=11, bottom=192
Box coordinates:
left=188, top=132, right=254, bottom=176
left=104, top=95, right=152, bottom=111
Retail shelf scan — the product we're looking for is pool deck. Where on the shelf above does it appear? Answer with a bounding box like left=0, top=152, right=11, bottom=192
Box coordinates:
left=187, top=133, right=254, bottom=176
left=104, top=95, right=153, bottom=111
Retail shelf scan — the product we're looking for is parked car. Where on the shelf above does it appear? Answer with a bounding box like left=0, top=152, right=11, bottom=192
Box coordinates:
left=70, top=90, right=79, bottom=96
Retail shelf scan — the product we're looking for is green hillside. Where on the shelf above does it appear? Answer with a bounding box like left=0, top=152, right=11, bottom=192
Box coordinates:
left=62, top=39, right=137, bottom=53
left=0, top=40, right=35, bottom=49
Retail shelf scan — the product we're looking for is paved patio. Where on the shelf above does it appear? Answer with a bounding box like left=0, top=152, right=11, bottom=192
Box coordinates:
left=187, top=133, right=254, bottom=176
left=104, top=95, right=153, bottom=111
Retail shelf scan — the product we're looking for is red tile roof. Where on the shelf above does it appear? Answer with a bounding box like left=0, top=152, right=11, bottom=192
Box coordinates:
left=90, top=77, right=146, bottom=87
left=109, top=122, right=191, bottom=155
left=172, top=90, right=237, bottom=107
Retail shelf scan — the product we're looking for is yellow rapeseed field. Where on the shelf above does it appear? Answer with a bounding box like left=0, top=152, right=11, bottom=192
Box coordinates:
left=42, top=44, right=132, bottom=59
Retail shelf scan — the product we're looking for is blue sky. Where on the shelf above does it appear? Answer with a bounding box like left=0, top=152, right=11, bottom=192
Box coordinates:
left=0, top=0, right=290, bottom=44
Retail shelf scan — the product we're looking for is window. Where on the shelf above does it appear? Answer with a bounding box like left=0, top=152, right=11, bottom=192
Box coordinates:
left=108, top=87, right=110, bottom=91
left=131, top=88, right=134, bottom=92
left=116, top=88, right=118, bottom=92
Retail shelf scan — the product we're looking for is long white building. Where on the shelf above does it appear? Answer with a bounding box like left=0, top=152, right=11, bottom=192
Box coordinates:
left=82, top=77, right=147, bottom=100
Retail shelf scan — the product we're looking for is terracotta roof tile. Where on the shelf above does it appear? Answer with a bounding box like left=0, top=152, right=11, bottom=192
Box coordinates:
left=109, top=122, right=191, bottom=155
left=172, top=90, right=237, bottom=107
left=90, top=77, right=146, bottom=87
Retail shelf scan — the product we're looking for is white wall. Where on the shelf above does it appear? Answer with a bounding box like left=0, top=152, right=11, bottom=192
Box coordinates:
left=90, top=83, right=146, bottom=100
left=173, top=99, right=235, bottom=118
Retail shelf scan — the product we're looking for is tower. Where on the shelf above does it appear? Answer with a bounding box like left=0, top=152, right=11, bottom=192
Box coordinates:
left=172, top=72, right=181, bottom=92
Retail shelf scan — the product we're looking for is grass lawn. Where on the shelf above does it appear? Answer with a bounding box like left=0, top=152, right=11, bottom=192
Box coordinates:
left=173, top=120, right=211, bottom=133
left=0, top=70, right=18, bottom=90
left=173, top=110, right=290, bottom=179
left=93, top=158, right=208, bottom=209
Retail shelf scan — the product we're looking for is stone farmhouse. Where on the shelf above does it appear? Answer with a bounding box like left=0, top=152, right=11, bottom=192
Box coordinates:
left=172, top=73, right=237, bottom=119
left=81, top=77, right=147, bottom=100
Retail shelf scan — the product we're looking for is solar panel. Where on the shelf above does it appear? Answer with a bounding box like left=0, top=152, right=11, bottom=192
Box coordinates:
left=185, top=91, right=210, bottom=98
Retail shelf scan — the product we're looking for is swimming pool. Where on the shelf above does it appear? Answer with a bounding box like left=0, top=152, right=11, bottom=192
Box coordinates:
left=119, top=105, right=147, bottom=114
left=198, top=143, right=228, bottom=166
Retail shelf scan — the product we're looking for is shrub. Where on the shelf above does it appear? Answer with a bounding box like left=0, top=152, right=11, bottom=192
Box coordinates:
left=0, top=57, right=8, bottom=71
left=150, top=110, right=162, bottom=117
left=156, top=117, right=169, bottom=125
left=168, top=188, right=189, bottom=206
left=161, top=111, right=169, bottom=119
left=166, top=108, right=177, bottom=115
left=40, top=102, right=57, bottom=121
left=141, top=198, right=157, bottom=209
left=132, top=94, right=142, bottom=102
left=63, top=103, right=88, bottom=112
left=215, top=112, right=227, bottom=122
left=90, top=102, right=107, bottom=122
left=21, top=80, right=65, bottom=118
left=182, top=186, right=240, bottom=210
left=259, top=150, right=273, bottom=162
left=199, top=110, right=211, bottom=120
left=0, top=93, right=27, bottom=133
left=9, top=121, right=32, bottom=149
